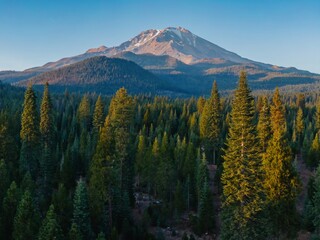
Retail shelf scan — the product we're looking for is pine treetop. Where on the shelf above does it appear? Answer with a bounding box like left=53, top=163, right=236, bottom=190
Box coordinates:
left=40, top=82, right=54, bottom=147
left=271, top=88, right=286, bottom=137
left=20, top=85, right=40, bottom=142
left=93, top=95, right=104, bottom=132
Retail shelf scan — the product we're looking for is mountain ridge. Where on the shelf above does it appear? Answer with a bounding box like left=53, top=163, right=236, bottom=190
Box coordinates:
left=22, top=26, right=284, bottom=71
left=1, top=26, right=319, bottom=95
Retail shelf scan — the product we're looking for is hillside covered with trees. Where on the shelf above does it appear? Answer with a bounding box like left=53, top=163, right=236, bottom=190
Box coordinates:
left=17, top=57, right=162, bottom=95
left=1, top=71, right=320, bottom=239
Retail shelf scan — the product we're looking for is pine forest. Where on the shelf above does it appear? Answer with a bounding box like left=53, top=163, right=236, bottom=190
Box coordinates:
left=1, top=71, right=320, bottom=240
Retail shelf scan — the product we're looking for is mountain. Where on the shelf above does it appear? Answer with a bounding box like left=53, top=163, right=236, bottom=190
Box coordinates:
left=17, top=57, right=163, bottom=94
left=31, top=26, right=252, bottom=71
left=107, top=27, right=251, bottom=64
left=3, top=26, right=320, bottom=95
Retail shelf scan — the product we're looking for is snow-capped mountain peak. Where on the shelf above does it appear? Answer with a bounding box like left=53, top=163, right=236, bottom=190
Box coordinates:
left=39, top=27, right=252, bottom=69
left=101, top=26, right=248, bottom=64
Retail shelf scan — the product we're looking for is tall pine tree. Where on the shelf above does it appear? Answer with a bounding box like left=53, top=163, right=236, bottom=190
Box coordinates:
left=92, top=95, right=104, bottom=133
left=77, top=94, right=91, bottom=130
left=221, top=71, right=264, bottom=239
left=109, top=88, right=135, bottom=205
left=1, top=181, right=20, bottom=240
left=20, top=85, right=40, bottom=179
left=262, top=88, right=300, bottom=237
left=37, top=205, right=63, bottom=240
left=295, top=107, right=304, bottom=147
left=199, top=81, right=221, bottom=164
left=40, top=82, right=55, bottom=200
left=135, top=132, right=147, bottom=188
left=257, top=96, right=271, bottom=152
left=88, top=117, right=113, bottom=234
left=73, top=178, right=92, bottom=240
left=198, top=178, right=214, bottom=234
left=13, top=190, right=40, bottom=240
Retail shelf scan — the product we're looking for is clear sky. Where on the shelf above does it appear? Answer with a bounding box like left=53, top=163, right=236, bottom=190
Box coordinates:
left=1, top=0, right=319, bottom=73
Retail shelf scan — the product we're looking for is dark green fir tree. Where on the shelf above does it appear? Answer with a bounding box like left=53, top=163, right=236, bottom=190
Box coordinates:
left=40, top=82, right=55, bottom=200
left=37, top=205, right=63, bottom=240
left=13, top=190, right=40, bottom=240
left=72, top=178, right=92, bottom=239
left=199, top=81, right=221, bottom=164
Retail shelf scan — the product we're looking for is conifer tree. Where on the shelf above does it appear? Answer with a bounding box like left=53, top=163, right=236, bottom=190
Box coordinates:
left=149, top=137, right=160, bottom=195
left=1, top=181, right=20, bottom=240
left=262, top=88, right=300, bottom=237
left=60, top=144, right=76, bottom=190
left=0, top=123, right=17, bottom=170
left=69, top=223, right=82, bottom=240
left=92, top=95, right=104, bottom=133
left=199, top=81, right=221, bottom=163
left=40, top=82, right=54, bottom=146
left=308, top=133, right=320, bottom=168
left=135, top=132, right=146, bottom=188
left=296, top=93, right=305, bottom=109
left=197, top=97, right=206, bottom=115
left=295, top=107, right=304, bottom=147
left=270, top=88, right=286, bottom=134
left=183, top=142, right=197, bottom=209
left=73, top=179, right=92, bottom=240
left=88, top=122, right=111, bottom=233
left=13, top=190, right=40, bottom=240
left=21, top=171, right=36, bottom=194
left=196, top=152, right=209, bottom=207
left=79, top=129, right=90, bottom=174
left=143, top=108, right=151, bottom=127
left=90, top=91, right=133, bottom=232
left=77, top=94, right=91, bottom=129
left=0, top=159, right=9, bottom=204
left=174, top=136, right=187, bottom=179
left=257, top=96, right=271, bottom=152
left=52, top=184, right=72, bottom=235
left=198, top=179, right=214, bottom=234
left=221, top=71, right=264, bottom=239
left=108, top=88, right=135, bottom=204
left=37, top=205, right=63, bottom=240
left=40, top=82, right=55, bottom=199
left=20, top=85, right=40, bottom=179
left=156, top=132, right=173, bottom=200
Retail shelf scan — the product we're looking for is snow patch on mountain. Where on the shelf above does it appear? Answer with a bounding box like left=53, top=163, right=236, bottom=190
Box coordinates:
left=133, top=29, right=161, bottom=47
left=165, top=27, right=182, bottom=39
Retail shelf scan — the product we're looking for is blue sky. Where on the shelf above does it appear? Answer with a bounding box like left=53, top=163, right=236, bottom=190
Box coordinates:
left=1, top=0, right=319, bottom=73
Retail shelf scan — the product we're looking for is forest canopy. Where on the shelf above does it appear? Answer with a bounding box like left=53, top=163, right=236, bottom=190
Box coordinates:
left=0, top=72, right=320, bottom=239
